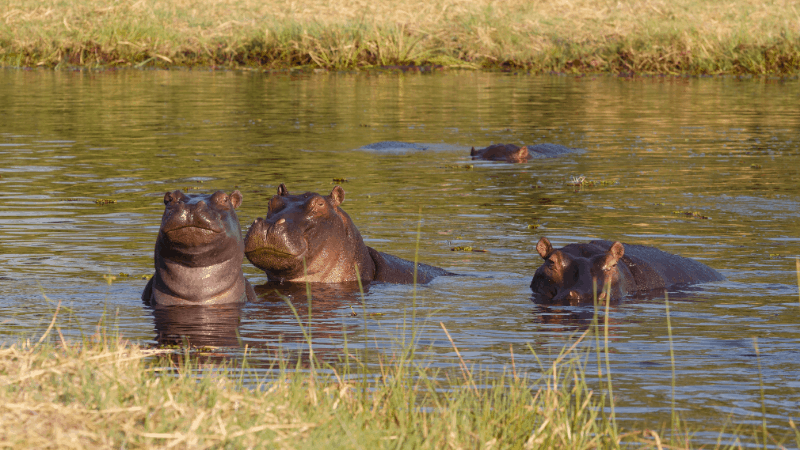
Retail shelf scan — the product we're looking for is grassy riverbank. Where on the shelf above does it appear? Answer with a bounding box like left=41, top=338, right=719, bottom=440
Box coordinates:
left=2, top=332, right=635, bottom=449
left=4, top=313, right=797, bottom=449
left=1, top=0, right=799, bottom=74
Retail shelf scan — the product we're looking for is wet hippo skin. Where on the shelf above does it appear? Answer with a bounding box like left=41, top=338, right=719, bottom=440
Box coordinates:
left=143, top=190, right=257, bottom=306
left=470, top=144, right=530, bottom=163
left=530, top=237, right=724, bottom=303
left=244, top=184, right=451, bottom=284
left=470, top=143, right=584, bottom=163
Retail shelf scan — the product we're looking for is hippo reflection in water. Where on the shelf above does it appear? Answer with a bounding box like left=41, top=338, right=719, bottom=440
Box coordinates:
left=143, top=190, right=257, bottom=306
left=470, top=143, right=584, bottom=163
left=530, top=237, right=724, bottom=304
left=245, top=184, right=452, bottom=284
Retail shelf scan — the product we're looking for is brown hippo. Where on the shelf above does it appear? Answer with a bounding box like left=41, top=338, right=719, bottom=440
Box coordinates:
left=470, top=144, right=530, bottom=163
left=530, top=237, right=724, bottom=303
left=470, top=143, right=584, bottom=163
left=244, top=184, right=451, bottom=284
left=143, top=190, right=256, bottom=306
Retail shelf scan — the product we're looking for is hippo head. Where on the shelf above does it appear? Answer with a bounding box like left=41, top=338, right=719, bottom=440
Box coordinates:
left=470, top=144, right=530, bottom=163
left=245, top=184, right=368, bottom=282
left=530, top=237, right=628, bottom=303
left=157, top=190, right=244, bottom=265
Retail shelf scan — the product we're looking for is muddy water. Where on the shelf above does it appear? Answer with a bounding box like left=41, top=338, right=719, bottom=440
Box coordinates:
left=1, top=69, right=799, bottom=444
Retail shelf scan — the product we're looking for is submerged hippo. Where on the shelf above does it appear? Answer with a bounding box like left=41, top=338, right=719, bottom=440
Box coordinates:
left=530, top=237, right=724, bottom=303
left=471, top=144, right=530, bottom=163
left=245, top=184, right=451, bottom=284
left=470, top=143, right=584, bottom=163
left=143, top=190, right=256, bottom=306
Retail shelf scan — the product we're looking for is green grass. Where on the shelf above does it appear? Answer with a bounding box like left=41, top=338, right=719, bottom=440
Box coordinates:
left=1, top=0, right=799, bottom=73
left=1, top=318, right=619, bottom=449
left=3, top=291, right=797, bottom=449
left=3, top=268, right=799, bottom=448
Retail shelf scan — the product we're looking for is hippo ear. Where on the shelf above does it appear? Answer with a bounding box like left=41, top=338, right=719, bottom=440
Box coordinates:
left=606, top=241, right=625, bottom=263
left=229, top=190, right=243, bottom=209
left=330, top=185, right=345, bottom=206
left=536, top=237, right=554, bottom=259
left=277, top=183, right=289, bottom=196
left=163, top=190, right=181, bottom=205
left=470, top=146, right=477, bottom=156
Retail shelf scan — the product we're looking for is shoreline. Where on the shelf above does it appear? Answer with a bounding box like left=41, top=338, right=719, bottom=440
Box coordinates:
left=2, top=0, right=799, bottom=74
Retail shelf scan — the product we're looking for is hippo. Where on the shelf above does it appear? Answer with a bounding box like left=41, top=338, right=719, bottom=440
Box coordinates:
left=530, top=237, right=724, bottom=303
left=471, top=144, right=530, bottom=163
left=143, top=190, right=256, bottom=306
left=470, top=143, right=584, bottom=163
left=244, top=184, right=451, bottom=284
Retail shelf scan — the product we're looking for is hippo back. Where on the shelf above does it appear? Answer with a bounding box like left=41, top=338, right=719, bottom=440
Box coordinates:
left=368, top=248, right=452, bottom=284
left=526, top=143, right=585, bottom=158
left=589, top=240, right=724, bottom=292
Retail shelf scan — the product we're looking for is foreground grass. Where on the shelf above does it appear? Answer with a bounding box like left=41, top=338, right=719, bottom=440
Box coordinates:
left=1, top=329, right=658, bottom=449
left=1, top=0, right=799, bottom=74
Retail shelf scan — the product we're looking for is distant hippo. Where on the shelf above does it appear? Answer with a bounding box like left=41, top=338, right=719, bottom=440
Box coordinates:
left=530, top=237, right=724, bottom=303
left=143, top=190, right=256, bottom=306
left=470, top=143, right=584, bottom=163
left=245, top=184, right=451, bottom=284
left=471, top=144, right=529, bottom=163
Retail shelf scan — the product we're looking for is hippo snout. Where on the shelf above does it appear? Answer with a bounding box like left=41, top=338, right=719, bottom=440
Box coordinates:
left=552, top=288, right=608, bottom=303
left=162, top=202, right=223, bottom=234
left=244, top=217, right=305, bottom=259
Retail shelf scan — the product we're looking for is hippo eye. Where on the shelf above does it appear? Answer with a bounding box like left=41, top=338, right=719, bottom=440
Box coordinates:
left=210, top=192, right=229, bottom=207
left=310, top=197, right=326, bottom=211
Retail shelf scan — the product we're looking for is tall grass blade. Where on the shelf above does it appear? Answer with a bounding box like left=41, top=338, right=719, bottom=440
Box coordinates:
left=753, top=337, right=768, bottom=450
left=665, top=292, right=679, bottom=442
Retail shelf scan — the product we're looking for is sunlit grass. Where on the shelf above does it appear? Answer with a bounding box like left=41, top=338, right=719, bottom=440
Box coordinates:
left=2, top=317, right=627, bottom=448
left=1, top=0, right=798, bottom=73
left=3, top=261, right=799, bottom=447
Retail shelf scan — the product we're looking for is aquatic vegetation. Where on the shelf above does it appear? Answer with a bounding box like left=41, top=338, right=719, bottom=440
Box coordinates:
left=567, top=175, right=588, bottom=186
left=673, top=210, right=711, bottom=220
left=566, top=176, right=619, bottom=188
left=450, top=245, right=486, bottom=252
left=94, top=198, right=117, bottom=205
left=441, top=164, right=474, bottom=170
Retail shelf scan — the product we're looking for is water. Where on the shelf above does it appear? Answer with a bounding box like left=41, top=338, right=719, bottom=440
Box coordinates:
left=1, top=69, right=799, bottom=445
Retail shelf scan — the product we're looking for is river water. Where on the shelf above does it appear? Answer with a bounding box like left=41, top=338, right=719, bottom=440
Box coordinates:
left=1, top=69, right=798, bottom=445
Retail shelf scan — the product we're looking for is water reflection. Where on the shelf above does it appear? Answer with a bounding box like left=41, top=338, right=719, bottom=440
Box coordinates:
left=151, top=303, right=244, bottom=347
left=151, top=282, right=366, bottom=355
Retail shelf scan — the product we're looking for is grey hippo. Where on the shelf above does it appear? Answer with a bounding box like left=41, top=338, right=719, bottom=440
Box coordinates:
left=471, top=143, right=584, bottom=163
left=530, top=237, right=724, bottom=303
left=143, top=190, right=256, bottom=306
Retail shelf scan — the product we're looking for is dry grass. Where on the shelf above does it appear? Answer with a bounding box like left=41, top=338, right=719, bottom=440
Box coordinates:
left=0, top=329, right=645, bottom=449
left=1, top=0, right=799, bottom=73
